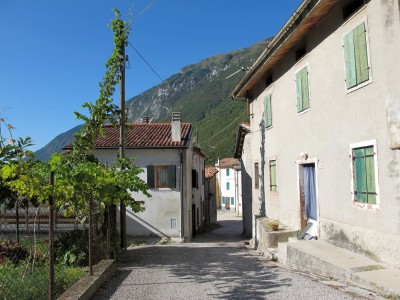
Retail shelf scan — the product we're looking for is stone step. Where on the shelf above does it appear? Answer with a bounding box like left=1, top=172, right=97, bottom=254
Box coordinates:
left=288, top=236, right=300, bottom=243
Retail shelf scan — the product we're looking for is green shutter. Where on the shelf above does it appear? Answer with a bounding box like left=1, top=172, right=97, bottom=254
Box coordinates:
left=167, top=165, right=176, bottom=188
left=301, top=67, right=310, bottom=110
left=264, top=94, right=272, bottom=128
left=354, top=22, right=369, bottom=84
left=147, top=165, right=155, bottom=188
left=296, top=67, right=309, bottom=112
left=269, top=160, right=277, bottom=192
left=344, top=30, right=357, bottom=89
left=296, top=70, right=303, bottom=112
left=365, top=147, right=376, bottom=204
left=354, top=148, right=367, bottom=203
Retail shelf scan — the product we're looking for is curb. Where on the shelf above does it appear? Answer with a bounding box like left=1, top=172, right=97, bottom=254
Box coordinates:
left=58, top=259, right=116, bottom=300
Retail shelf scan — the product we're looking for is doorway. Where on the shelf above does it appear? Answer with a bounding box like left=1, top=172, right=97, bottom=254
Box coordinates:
left=298, top=163, right=318, bottom=237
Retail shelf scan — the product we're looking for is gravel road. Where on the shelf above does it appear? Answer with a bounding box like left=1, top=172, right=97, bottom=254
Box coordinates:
left=93, top=212, right=378, bottom=300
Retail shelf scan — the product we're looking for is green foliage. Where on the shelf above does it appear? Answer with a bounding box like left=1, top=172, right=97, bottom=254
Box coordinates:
left=0, top=261, right=85, bottom=300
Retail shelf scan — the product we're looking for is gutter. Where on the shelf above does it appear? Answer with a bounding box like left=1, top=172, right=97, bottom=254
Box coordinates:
left=231, top=0, right=317, bottom=99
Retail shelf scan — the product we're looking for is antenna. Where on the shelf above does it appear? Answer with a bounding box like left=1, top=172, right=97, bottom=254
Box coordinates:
left=226, top=67, right=250, bottom=79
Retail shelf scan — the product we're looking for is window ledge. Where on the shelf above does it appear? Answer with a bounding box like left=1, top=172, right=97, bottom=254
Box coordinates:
left=297, top=107, right=311, bottom=116
left=346, top=78, right=372, bottom=94
left=352, top=201, right=379, bottom=210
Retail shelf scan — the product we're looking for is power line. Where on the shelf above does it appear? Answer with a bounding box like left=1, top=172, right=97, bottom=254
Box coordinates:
left=130, top=0, right=159, bottom=23
left=200, top=110, right=248, bottom=145
left=128, top=42, right=164, bottom=82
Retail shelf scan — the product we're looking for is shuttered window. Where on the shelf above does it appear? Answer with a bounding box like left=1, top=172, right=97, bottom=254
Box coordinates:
left=269, top=160, right=277, bottom=192
left=343, top=22, right=369, bottom=89
left=264, top=94, right=272, bottom=128
left=147, top=165, right=176, bottom=189
left=352, top=146, right=376, bottom=204
left=254, top=163, right=259, bottom=190
left=295, top=66, right=310, bottom=113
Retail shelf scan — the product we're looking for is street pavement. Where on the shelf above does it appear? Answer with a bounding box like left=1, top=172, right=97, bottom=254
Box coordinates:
left=93, top=211, right=381, bottom=299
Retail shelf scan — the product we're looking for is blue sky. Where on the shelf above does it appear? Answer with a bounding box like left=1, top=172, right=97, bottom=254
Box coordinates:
left=1, top=0, right=302, bottom=151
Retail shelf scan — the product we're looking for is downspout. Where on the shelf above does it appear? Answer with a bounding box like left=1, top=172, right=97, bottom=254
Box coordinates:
left=180, top=149, right=184, bottom=239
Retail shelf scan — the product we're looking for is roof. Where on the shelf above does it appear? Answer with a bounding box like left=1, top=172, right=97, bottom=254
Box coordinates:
left=234, top=123, right=251, bottom=159
left=205, top=167, right=219, bottom=179
left=232, top=0, right=339, bottom=99
left=218, top=158, right=241, bottom=169
left=64, top=122, right=192, bottom=150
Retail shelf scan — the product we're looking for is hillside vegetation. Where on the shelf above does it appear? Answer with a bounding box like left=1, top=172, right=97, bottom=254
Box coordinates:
left=35, top=38, right=272, bottom=163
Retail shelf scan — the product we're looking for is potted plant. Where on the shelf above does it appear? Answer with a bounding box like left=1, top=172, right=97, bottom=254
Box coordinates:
left=269, top=220, right=280, bottom=231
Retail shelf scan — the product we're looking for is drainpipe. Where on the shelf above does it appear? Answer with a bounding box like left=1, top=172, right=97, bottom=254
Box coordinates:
left=180, top=149, right=184, bottom=239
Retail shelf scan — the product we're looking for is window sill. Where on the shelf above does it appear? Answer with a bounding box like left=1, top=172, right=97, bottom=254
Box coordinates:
left=297, top=107, right=311, bottom=116
left=352, top=200, right=379, bottom=211
left=346, top=78, right=372, bottom=94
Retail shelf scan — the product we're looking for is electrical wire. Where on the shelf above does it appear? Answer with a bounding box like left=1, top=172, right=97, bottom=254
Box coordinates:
left=130, top=0, right=159, bottom=23
left=128, top=42, right=164, bottom=82
left=200, top=110, right=247, bottom=145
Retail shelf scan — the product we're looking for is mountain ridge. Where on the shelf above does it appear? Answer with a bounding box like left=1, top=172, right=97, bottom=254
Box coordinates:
left=35, top=37, right=272, bottom=163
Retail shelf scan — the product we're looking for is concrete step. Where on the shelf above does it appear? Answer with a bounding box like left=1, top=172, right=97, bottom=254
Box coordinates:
left=287, top=240, right=400, bottom=297
left=288, top=236, right=300, bottom=243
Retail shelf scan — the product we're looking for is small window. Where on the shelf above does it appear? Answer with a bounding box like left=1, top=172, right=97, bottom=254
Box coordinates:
left=295, top=43, right=307, bottom=61
left=192, top=169, right=199, bottom=189
left=226, top=169, right=230, bottom=176
left=222, top=196, right=226, bottom=205
left=264, top=94, right=272, bottom=128
left=254, top=163, right=259, bottom=190
left=343, top=0, right=365, bottom=20
left=265, top=74, right=273, bottom=87
left=352, top=145, right=377, bottom=204
left=269, top=160, right=277, bottom=192
left=231, top=197, right=235, bottom=206
left=295, top=66, right=310, bottom=113
left=147, top=165, right=176, bottom=189
left=226, top=182, right=230, bottom=190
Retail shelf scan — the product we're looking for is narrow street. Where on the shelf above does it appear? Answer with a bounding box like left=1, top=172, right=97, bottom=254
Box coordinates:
left=93, top=212, right=372, bottom=300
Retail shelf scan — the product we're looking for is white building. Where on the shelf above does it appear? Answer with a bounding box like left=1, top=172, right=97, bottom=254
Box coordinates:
left=232, top=0, right=400, bottom=268
left=88, top=113, right=205, bottom=240
left=216, top=158, right=242, bottom=213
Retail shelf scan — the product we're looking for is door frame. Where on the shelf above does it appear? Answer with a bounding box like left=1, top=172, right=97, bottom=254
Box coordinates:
left=296, top=157, right=320, bottom=236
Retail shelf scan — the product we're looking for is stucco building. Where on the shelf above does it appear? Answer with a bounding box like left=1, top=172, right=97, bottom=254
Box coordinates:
left=91, top=113, right=205, bottom=240
left=232, top=0, right=400, bottom=268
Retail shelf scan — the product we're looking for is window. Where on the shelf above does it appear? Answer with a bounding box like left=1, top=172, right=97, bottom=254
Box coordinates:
left=222, top=196, right=226, bottom=205
left=254, top=163, right=259, bottom=189
left=147, top=165, right=176, bottom=188
left=343, top=22, right=370, bottom=90
left=269, top=160, right=277, bottom=192
left=231, top=197, right=235, bottom=206
left=342, top=0, right=365, bottom=20
left=192, top=169, right=198, bottom=189
left=226, top=169, right=230, bottom=176
left=264, top=94, right=272, bottom=128
left=352, top=145, right=377, bottom=204
left=226, top=182, right=230, bottom=190
left=295, top=66, right=310, bottom=112
left=295, top=43, right=307, bottom=61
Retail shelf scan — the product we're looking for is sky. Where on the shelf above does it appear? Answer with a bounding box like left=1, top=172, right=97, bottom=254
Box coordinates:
left=0, top=0, right=303, bottom=151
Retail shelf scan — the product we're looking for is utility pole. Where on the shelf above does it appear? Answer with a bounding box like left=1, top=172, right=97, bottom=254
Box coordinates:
left=119, top=43, right=127, bottom=249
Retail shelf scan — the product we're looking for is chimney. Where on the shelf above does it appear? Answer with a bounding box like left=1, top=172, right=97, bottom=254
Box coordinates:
left=141, top=116, right=149, bottom=123
left=171, top=112, right=181, bottom=142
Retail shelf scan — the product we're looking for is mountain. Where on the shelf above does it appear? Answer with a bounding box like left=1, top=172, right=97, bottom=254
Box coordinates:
left=35, top=37, right=272, bottom=163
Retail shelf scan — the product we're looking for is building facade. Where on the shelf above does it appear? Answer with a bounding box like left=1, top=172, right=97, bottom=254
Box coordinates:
left=232, top=0, right=400, bottom=268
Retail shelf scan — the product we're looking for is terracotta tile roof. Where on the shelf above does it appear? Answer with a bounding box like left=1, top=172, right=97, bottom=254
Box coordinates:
left=205, top=167, right=218, bottom=179
left=64, top=123, right=192, bottom=149
left=219, top=158, right=240, bottom=169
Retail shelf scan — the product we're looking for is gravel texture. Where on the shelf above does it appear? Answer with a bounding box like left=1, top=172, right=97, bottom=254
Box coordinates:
left=93, top=211, right=378, bottom=300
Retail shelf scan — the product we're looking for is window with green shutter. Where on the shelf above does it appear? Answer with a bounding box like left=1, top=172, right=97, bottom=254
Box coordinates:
left=352, top=146, right=376, bottom=204
left=295, top=66, right=310, bottom=113
left=264, top=94, right=272, bottom=128
left=343, top=22, right=370, bottom=89
left=147, top=165, right=176, bottom=189
left=269, top=160, right=277, bottom=192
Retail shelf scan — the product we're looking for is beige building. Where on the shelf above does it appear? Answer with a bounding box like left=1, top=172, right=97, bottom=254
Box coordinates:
left=232, top=0, right=400, bottom=268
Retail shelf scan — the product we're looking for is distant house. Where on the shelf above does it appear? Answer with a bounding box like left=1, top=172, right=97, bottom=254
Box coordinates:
left=234, top=123, right=252, bottom=238
left=231, top=0, right=400, bottom=268
left=216, top=158, right=241, bottom=213
left=205, top=166, right=219, bottom=226
left=68, top=113, right=205, bottom=240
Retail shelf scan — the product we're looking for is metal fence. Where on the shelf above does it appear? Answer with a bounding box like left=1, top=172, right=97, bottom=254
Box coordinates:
left=0, top=200, right=117, bottom=300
